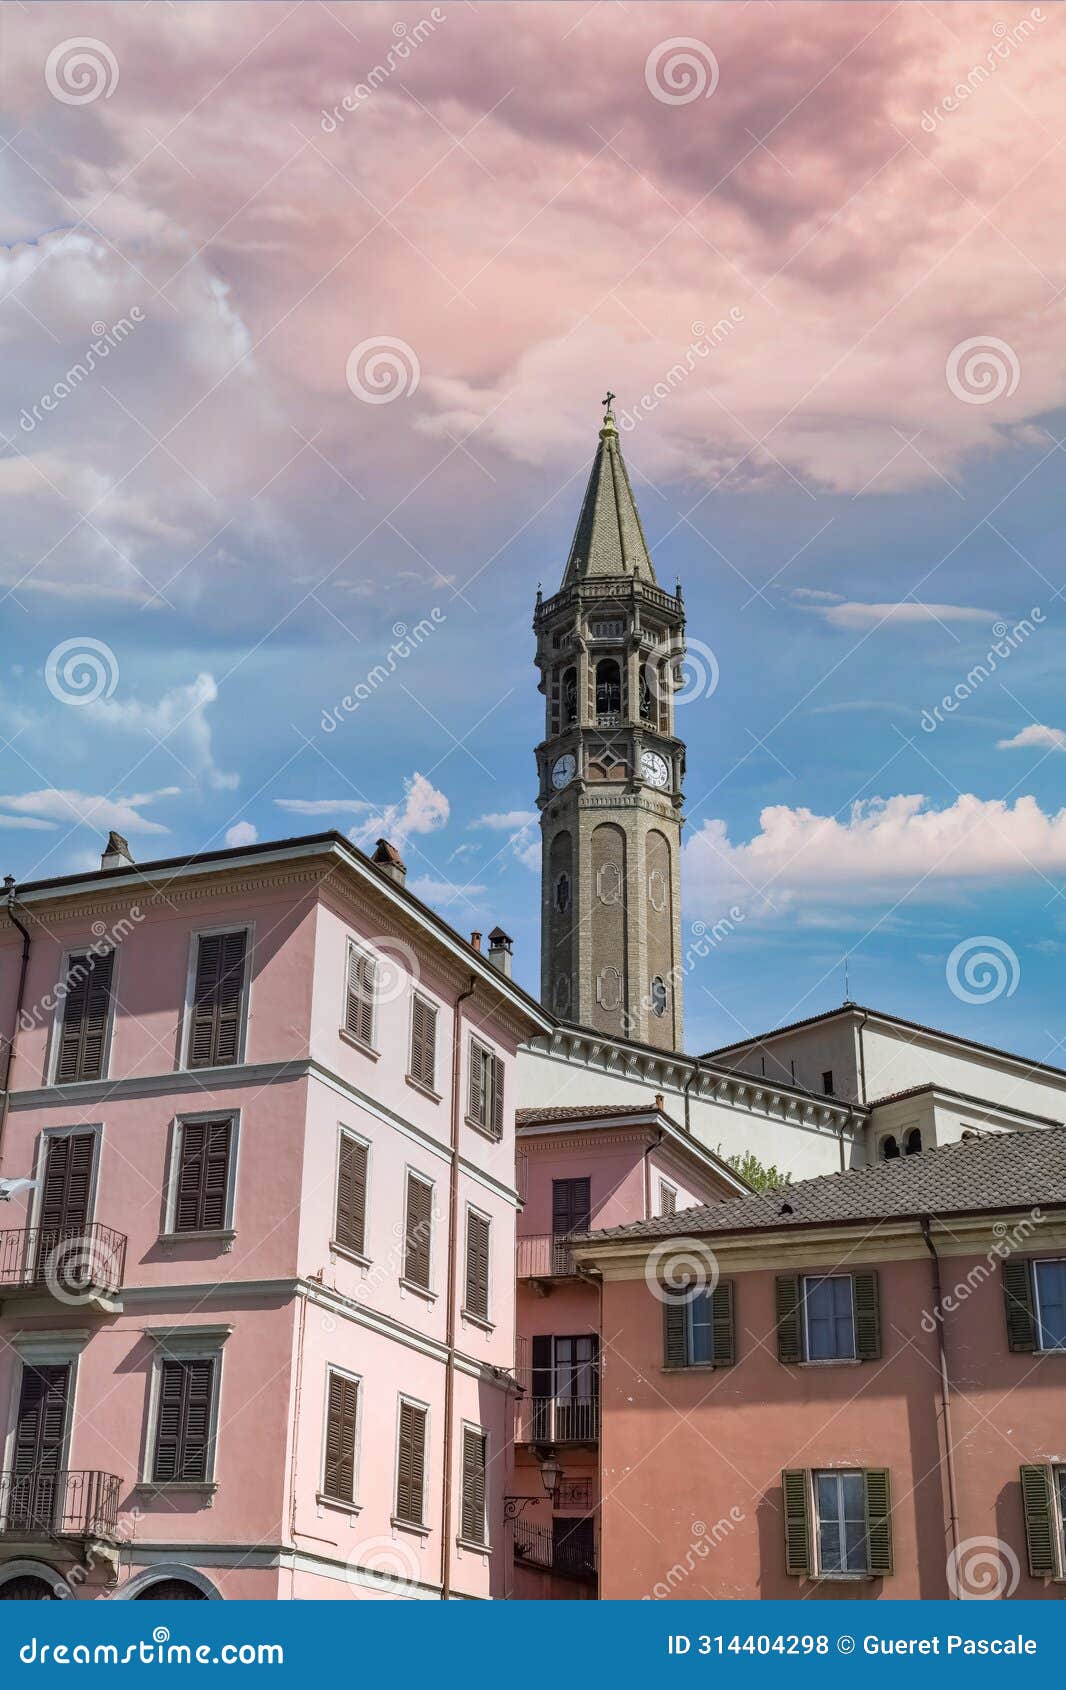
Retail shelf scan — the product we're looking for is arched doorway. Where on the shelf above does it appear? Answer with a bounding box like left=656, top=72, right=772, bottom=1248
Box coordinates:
left=115, top=1566, right=221, bottom=1601
left=0, top=1575, right=57, bottom=1599
left=134, top=1579, right=208, bottom=1600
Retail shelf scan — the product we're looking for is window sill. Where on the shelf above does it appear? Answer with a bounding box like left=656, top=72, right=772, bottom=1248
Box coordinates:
left=464, top=1116, right=503, bottom=1145
left=456, top=1537, right=491, bottom=1556
left=317, top=1491, right=362, bottom=1515
left=462, top=1309, right=494, bottom=1333
left=811, top=1570, right=875, bottom=1582
left=330, top=1241, right=372, bottom=1270
left=406, top=1074, right=442, bottom=1104
left=661, top=1363, right=719, bottom=1373
left=796, top=1357, right=862, bottom=1368
left=400, top=1277, right=437, bottom=1304
left=159, top=1229, right=236, bottom=1250
left=339, top=1029, right=379, bottom=1062
left=391, top=1515, right=430, bottom=1538
left=136, top=1481, right=218, bottom=1498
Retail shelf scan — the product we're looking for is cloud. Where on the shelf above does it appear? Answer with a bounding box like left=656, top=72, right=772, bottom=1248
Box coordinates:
left=274, top=798, right=371, bottom=817
left=997, top=724, right=1066, bottom=753
left=0, top=788, right=179, bottom=835
left=803, top=601, right=995, bottom=631
left=685, top=792, right=1066, bottom=912
left=224, top=821, right=259, bottom=847
left=408, top=876, right=487, bottom=910
left=790, top=587, right=845, bottom=604
left=277, top=773, right=449, bottom=850
left=471, top=811, right=538, bottom=830
left=88, top=674, right=238, bottom=790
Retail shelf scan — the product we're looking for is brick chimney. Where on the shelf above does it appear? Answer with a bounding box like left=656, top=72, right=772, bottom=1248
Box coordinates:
left=470, top=931, right=482, bottom=952
left=101, top=831, right=133, bottom=871
left=371, top=838, right=407, bottom=888
left=487, top=926, right=513, bottom=978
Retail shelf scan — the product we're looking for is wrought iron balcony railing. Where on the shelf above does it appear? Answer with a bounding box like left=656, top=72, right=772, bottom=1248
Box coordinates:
left=516, top=1390, right=600, bottom=1446
left=0, top=1223, right=126, bottom=1299
left=0, top=1470, right=123, bottom=1540
left=516, top=1234, right=579, bottom=1280
left=513, top=1518, right=596, bottom=1581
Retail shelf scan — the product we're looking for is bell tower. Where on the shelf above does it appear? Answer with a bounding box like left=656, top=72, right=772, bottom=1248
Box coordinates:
left=534, top=398, right=686, bottom=1051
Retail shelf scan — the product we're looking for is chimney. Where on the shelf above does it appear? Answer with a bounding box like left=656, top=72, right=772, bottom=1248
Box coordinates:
left=470, top=931, right=482, bottom=953
left=654, top=1092, right=665, bottom=1113
left=487, top=926, right=513, bottom=978
left=371, top=838, right=407, bottom=888
left=101, top=831, right=133, bottom=871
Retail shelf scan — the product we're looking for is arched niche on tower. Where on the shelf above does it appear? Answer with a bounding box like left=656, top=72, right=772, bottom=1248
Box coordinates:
left=646, top=828, right=675, bottom=1044
left=590, top=823, right=628, bottom=1037
left=547, top=828, right=574, bottom=1016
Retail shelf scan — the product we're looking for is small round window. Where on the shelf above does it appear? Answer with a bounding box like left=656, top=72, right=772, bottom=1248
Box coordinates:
left=650, top=976, right=668, bottom=1017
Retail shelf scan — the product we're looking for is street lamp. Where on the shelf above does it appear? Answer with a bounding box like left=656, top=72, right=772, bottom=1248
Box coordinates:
left=504, top=1453, right=564, bottom=1520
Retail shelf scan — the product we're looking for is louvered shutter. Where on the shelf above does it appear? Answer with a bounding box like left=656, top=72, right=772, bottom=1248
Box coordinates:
left=465, top=1211, right=490, bottom=1320
left=188, top=931, right=247, bottom=1069
left=863, top=1468, right=893, bottom=1574
left=55, top=951, right=114, bottom=1083
left=775, top=1274, right=804, bottom=1362
left=153, top=1358, right=214, bottom=1484
left=345, top=946, right=376, bottom=1047
left=404, top=1173, right=433, bottom=1289
left=36, top=1133, right=95, bottom=1278
left=553, top=1178, right=591, bottom=1236
left=488, top=1052, right=504, bottom=1140
left=782, top=1469, right=812, bottom=1575
left=530, top=1335, right=553, bottom=1442
left=853, top=1270, right=881, bottom=1360
left=395, top=1401, right=427, bottom=1525
left=663, top=1295, right=687, bottom=1367
left=660, top=1185, right=677, bottom=1216
left=711, top=1280, right=735, bottom=1367
left=468, top=1042, right=487, bottom=1129
left=152, top=1361, right=184, bottom=1482
left=1003, top=1259, right=1037, bottom=1352
left=1020, top=1463, right=1056, bottom=1576
left=13, top=1365, right=69, bottom=1477
left=409, top=997, right=437, bottom=1090
left=335, top=1134, right=368, bottom=1255
left=460, top=1427, right=487, bottom=1544
left=323, top=1372, right=359, bottom=1503
left=175, top=1119, right=232, bottom=1233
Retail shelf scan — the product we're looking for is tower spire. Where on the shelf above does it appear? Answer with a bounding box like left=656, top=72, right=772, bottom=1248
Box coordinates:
left=561, top=395, right=657, bottom=588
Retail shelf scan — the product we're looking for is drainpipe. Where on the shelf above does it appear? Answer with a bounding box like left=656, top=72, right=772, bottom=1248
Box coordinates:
left=920, top=1215, right=961, bottom=1593
left=0, top=879, right=33, bottom=1173
left=440, top=973, right=477, bottom=1601
left=682, top=1055, right=703, bottom=1136
left=855, top=1008, right=869, bottom=1105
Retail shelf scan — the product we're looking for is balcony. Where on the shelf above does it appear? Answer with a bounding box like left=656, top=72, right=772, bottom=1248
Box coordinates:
left=516, top=1234, right=578, bottom=1281
left=516, top=1389, right=599, bottom=1446
left=513, top=1518, right=596, bottom=1582
left=0, top=1470, right=123, bottom=1541
left=0, top=1223, right=126, bottom=1304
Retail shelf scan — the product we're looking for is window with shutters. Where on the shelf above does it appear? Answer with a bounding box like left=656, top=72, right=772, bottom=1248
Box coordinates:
left=777, top=1272, right=880, bottom=1363
left=782, top=1468, right=892, bottom=1578
left=1033, top=1259, right=1066, bottom=1350
left=403, top=1170, right=434, bottom=1293
left=1018, top=1463, right=1063, bottom=1577
left=663, top=1283, right=735, bottom=1369
left=150, top=1357, right=217, bottom=1485
left=659, top=1181, right=677, bottom=1217
left=343, top=941, right=377, bottom=1051
left=393, top=1398, right=428, bottom=1528
left=185, top=929, right=249, bottom=1070
left=333, top=1130, right=369, bottom=1258
left=408, top=994, right=439, bottom=1094
left=464, top=1208, right=491, bottom=1324
left=321, top=1368, right=360, bottom=1505
left=803, top=1275, right=855, bottom=1360
left=467, top=1039, right=504, bottom=1140
left=459, top=1424, right=487, bottom=1546
left=168, top=1115, right=235, bottom=1236
left=52, top=949, right=115, bottom=1083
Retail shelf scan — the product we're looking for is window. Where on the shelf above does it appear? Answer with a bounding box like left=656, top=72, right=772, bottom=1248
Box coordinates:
left=563, top=666, right=578, bottom=725
left=170, top=1116, right=235, bottom=1235
left=663, top=1284, right=735, bottom=1369
left=467, top=1040, right=503, bottom=1139
left=821, top=1070, right=834, bottom=1095
left=903, top=1127, right=922, bottom=1155
left=817, top=1471, right=871, bottom=1574
left=408, top=995, right=438, bottom=1092
left=151, top=1358, right=216, bottom=1484
left=804, top=1276, right=855, bottom=1361
left=464, top=1208, right=491, bottom=1322
left=322, top=1369, right=360, bottom=1505
left=880, top=1135, right=899, bottom=1161
left=776, top=1272, right=880, bottom=1363
left=650, top=976, right=668, bottom=1017
left=460, top=1425, right=487, bottom=1546
left=1017, top=1463, right=1066, bottom=1577
left=595, top=658, right=621, bottom=715
left=53, top=950, right=115, bottom=1083
left=552, top=1177, right=591, bottom=1238
left=187, top=930, right=248, bottom=1069
left=403, top=1171, right=433, bottom=1291
left=659, top=1181, right=677, bottom=1217
left=344, top=942, right=377, bottom=1049
left=782, top=1468, right=892, bottom=1578
left=394, top=1399, right=428, bottom=1528
left=334, top=1131, right=369, bottom=1257
left=1034, top=1260, right=1066, bottom=1350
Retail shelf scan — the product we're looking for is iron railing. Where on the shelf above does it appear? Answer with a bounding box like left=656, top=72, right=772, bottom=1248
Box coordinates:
left=0, top=1224, right=126, bottom=1298
left=513, top=1518, right=596, bottom=1581
left=0, top=1470, right=122, bottom=1540
left=516, top=1390, right=600, bottom=1445
left=516, top=1234, right=578, bottom=1280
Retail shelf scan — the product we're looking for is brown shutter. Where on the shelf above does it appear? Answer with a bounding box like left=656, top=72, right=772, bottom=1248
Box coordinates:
left=460, top=1426, right=487, bottom=1544
left=174, top=1118, right=232, bottom=1233
left=489, top=1051, right=503, bottom=1140
left=55, top=951, right=114, bottom=1083
left=863, top=1468, right=893, bottom=1575
left=853, top=1270, right=881, bottom=1360
left=38, top=1132, right=95, bottom=1236
left=712, top=1280, right=735, bottom=1367
left=335, top=1134, right=368, bottom=1255
left=188, top=931, right=247, bottom=1069
left=404, top=1173, right=433, bottom=1289
left=153, top=1358, right=214, bottom=1484
left=1003, top=1259, right=1037, bottom=1352
left=663, top=1295, right=687, bottom=1367
left=344, top=946, right=376, bottom=1047
left=465, top=1210, right=490, bottom=1320
left=782, top=1469, right=812, bottom=1575
left=409, top=997, right=437, bottom=1091
left=1020, top=1463, right=1056, bottom=1576
left=468, top=1042, right=487, bottom=1129
left=323, top=1371, right=359, bottom=1503
left=660, top=1184, right=677, bottom=1216
left=775, top=1274, right=804, bottom=1363
left=13, top=1364, right=69, bottom=1477
left=395, top=1400, right=427, bottom=1526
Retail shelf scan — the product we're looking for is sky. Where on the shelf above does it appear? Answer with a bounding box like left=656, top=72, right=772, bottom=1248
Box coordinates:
left=1, top=0, right=1065, bottom=1065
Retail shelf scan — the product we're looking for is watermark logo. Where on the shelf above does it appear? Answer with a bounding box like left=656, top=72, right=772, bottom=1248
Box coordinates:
left=43, top=1231, right=123, bottom=1306
left=946, top=336, right=1020, bottom=406
left=946, top=935, right=1019, bottom=1005
left=920, top=10, right=1045, bottom=132
left=947, top=1535, right=1021, bottom=1599
left=321, top=611, right=445, bottom=733
left=321, top=10, right=446, bottom=131
left=645, top=38, right=719, bottom=106
left=617, top=315, right=743, bottom=433
left=45, top=638, right=119, bottom=706
left=643, top=636, right=720, bottom=712
left=45, top=37, right=119, bottom=105
left=346, top=1534, right=422, bottom=1590
left=19, top=309, right=145, bottom=433
left=644, top=1511, right=745, bottom=1598
left=920, top=609, right=1044, bottom=733
left=368, top=936, right=421, bottom=1006
left=644, top=1238, right=720, bottom=1305
left=346, top=337, right=420, bottom=404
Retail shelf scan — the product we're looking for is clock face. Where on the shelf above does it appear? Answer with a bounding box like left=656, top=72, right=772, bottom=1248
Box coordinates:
left=551, top=753, right=577, bottom=789
left=641, top=750, right=670, bottom=789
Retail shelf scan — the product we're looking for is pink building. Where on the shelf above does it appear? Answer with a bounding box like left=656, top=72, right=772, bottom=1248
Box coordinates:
left=0, top=830, right=550, bottom=1600
left=508, top=1102, right=746, bottom=1599
left=572, top=1127, right=1066, bottom=1599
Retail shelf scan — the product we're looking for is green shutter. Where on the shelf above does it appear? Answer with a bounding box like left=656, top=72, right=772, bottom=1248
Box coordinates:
left=863, top=1468, right=893, bottom=1575
left=1003, top=1260, right=1037, bottom=1353
left=853, top=1270, right=881, bottom=1360
left=776, top=1275, right=803, bottom=1363
left=711, top=1281, right=735, bottom=1367
left=663, top=1296, right=687, bottom=1367
left=782, top=1469, right=812, bottom=1575
left=1020, top=1463, right=1056, bottom=1576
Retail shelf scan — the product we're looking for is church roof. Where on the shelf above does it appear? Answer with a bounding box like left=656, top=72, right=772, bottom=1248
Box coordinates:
left=561, top=403, right=657, bottom=587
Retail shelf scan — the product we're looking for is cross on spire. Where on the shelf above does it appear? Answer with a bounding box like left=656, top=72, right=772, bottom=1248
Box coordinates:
left=602, top=391, right=615, bottom=411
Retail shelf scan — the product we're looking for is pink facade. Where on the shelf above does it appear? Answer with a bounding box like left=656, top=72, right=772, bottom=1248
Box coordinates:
left=0, top=834, right=550, bottom=1600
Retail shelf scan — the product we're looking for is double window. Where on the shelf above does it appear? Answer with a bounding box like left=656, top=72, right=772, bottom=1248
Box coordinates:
left=776, top=1272, right=881, bottom=1363
left=403, top=1170, right=434, bottom=1292
left=146, top=1339, right=226, bottom=1488
left=344, top=942, right=377, bottom=1050
left=186, top=929, right=249, bottom=1070
left=167, top=1114, right=236, bottom=1236
left=334, top=1130, right=369, bottom=1258
left=459, top=1425, right=488, bottom=1546
left=322, top=1368, right=360, bottom=1506
left=52, top=949, right=115, bottom=1083
left=1003, top=1257, right=1066, bottom=1352
left=464, top=1208, right=491, bottom=1323
left=409, top=995, right=438, bottom=1093
left=468, top=1040, right=504, bottom=1139
left=783, top=1467, right=892, bottom=1579
left=394, top=1399, right=428, bottom=1529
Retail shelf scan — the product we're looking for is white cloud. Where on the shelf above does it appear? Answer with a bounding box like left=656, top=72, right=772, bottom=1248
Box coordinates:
left=685, top=792, right=1066, bottom=912
left=275, top=798, right=371, bottom=816
left=88, top=674, right=237, bottom=790
left=277, top=774, right=449, bottom=850
left=224, top=821, right=258, bottom=847
left=408, top=876, right=487, bottom=910
left=470, top=810, right=538, bottom=830
left=0, top=787, right=179, bottom=835
left=790, top=587, right=845, bottom=604
left=804, top=601, right=995, bottom=631
left=997, top=724, right=1066, bottom=753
